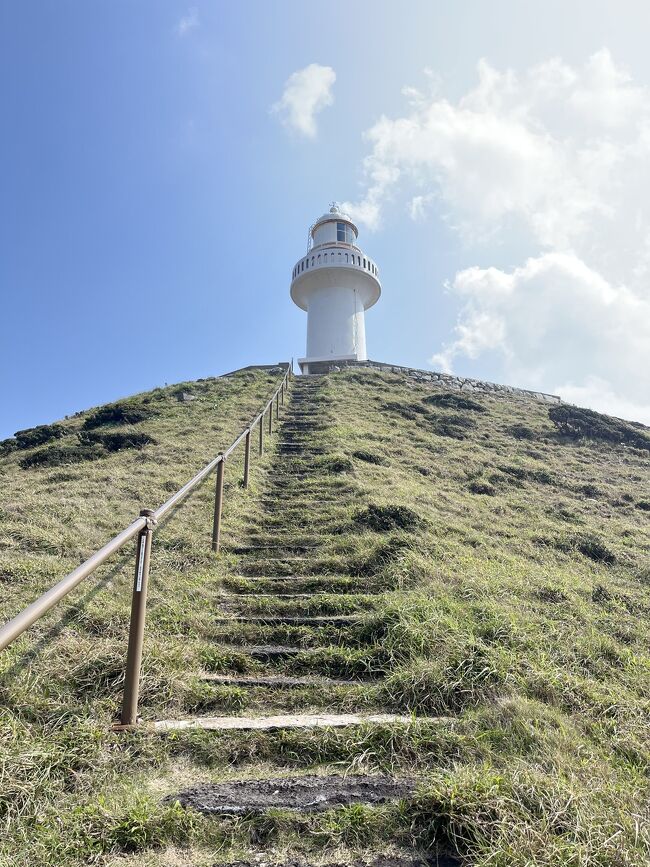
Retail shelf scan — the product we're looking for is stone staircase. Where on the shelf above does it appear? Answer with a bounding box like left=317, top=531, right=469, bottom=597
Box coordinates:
left=155, top=375, right=457, bottom=866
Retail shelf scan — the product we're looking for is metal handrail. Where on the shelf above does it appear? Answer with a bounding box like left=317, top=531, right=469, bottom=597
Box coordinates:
left=0, top=516, right=147, bottom=652
left=0, top=361, right=293, bottom=725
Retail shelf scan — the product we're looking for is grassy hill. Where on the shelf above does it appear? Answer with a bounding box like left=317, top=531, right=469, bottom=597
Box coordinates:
left=0, top=366, right=649, bottom=866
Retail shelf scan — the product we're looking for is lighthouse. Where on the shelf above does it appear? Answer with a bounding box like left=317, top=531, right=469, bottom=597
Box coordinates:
left=290, top=204, right=381, bottom=374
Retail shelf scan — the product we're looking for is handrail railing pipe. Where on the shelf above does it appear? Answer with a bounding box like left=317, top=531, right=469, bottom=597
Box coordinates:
left=243, top=429, right=251, bottom=489
left=0, top=363, right=291, bottom=725
left=121, top=509, right=156, bottom=726
left=0, top=515, right=147, bottom=653
left=211, top=455, right=226, bottom=553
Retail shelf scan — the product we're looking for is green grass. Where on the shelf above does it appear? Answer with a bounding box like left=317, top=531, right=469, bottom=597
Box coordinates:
left=1, top=365, right=649, bottom=866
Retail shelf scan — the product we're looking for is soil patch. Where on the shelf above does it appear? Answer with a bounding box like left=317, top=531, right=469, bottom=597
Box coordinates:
left=167, top=774, right=414, bottom=815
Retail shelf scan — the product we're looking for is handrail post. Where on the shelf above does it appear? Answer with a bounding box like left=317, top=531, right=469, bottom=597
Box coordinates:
left=243, top=429, right=251, bottom=489
left=268, top=404, right=272, bottom=435
left=281, top=382, right=285, bottom=406
left=121, top=509, right=157, bottom=726
left=275, top=392, right=280, bottom=420
left=259, top=415, right=264, bottom=455
left=211, top=457, right=225, bottom=553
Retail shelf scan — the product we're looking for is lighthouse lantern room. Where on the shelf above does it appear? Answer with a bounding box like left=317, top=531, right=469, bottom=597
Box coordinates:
left=290, top=204, right=381, bottom=374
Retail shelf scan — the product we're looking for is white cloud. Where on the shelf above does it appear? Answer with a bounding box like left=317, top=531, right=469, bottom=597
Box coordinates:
left=432, top=253, right=650, bottom=424
left=272, top=64, right=336, bottom=138
left=177, top=8, right=199, bottom=36
left=346, top=50, right=650, bottom=422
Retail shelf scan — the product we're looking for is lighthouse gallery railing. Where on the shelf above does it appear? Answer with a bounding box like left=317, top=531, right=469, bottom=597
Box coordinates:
left=0, top=362, right=293, bottom=726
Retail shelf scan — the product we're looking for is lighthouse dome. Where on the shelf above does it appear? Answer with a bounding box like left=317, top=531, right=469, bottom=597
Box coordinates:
left=311, top=204, right=358, bottom=248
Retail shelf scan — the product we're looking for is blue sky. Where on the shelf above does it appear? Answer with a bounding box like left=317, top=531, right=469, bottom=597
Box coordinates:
left=3, top=1, right=650, bottom=438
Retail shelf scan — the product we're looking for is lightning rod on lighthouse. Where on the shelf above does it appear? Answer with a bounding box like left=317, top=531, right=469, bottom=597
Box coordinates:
left=290, top=204, right=381, bottom=374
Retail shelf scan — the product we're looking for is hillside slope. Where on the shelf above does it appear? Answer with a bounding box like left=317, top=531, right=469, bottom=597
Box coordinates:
left=1, top=366, right=649, bottom=867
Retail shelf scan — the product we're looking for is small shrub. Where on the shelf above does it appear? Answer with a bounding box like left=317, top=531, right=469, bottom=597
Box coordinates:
left=469, top=481, right=496, bottom=496
left=507, top=423, right=537, bottom=440
left=352, top=450, right=385, bottom=465
left=0, top=438, right=17, bottom=456
left=79, top=430, right=156, bottom=452
left=20, top=442, right=105, bottom=469
left=580, top=483, right=602, bottom=498
left=424, top=392, right=486, bottom=412
left=6, top=423, right=67, bottom=451
left=20, top=430, right=155, bottom=468
left=549, top=404, right=650, bottom=450
left=635, top=500, right=650, bottom=512
left=354, top=504, right=423, bottom=532
left=83, top=402, right=156, bottom=429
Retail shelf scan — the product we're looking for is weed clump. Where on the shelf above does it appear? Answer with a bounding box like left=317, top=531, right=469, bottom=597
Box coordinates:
left=382, top=401, right=428, bottom=420
left=506, top=423, right=537, bottom=440
left=549, top=404, right=650, bottom=450
left=498, top=464, right=554, bottom=485
left=83, top=401, right=156, bottom=430
left=636, top=500, right=650, bottom=512
left=574, top=534, right=616, bottom=565
left=537, top=532, right=617, bottom=565
left=381, top=643, right=507, bottom=713
left=592, top=584, right=612, bottom=603
left=579, top=483, right=601, bottom=498
left=537, top=586, right=568, bottom=604
left=321, top=455, right=354, bottom=474
left=468, top=481, right=496, bottom=496
left=429, top=414, right=477, bottom=440
left=424, top=392, right=486, bottom=413
left=354, top=504, right=423, bottom=532
left=352, top=450, right=385, bottom=465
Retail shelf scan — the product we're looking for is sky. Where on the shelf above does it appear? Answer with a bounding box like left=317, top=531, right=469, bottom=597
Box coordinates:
left=2, top=0, right=650, bottom=438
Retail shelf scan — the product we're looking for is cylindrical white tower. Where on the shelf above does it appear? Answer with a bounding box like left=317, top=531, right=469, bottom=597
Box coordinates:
left=290, top=204, right=381, bottom=374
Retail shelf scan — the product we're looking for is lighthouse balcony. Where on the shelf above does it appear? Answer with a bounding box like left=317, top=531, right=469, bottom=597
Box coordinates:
left=290, top=245, right=381, bottom=312
left=291, top=246, right=379, bottom=283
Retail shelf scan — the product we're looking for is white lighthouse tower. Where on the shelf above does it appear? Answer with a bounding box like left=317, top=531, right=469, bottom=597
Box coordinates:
left=290, top=204, right=381, bottom=374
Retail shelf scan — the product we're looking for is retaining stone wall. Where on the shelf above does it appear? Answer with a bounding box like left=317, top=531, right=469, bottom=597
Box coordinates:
left=324, top=359, right=562, bottom=404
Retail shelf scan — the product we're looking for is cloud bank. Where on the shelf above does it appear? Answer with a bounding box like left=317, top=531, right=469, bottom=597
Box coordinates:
left=343, top=50, right=650, bottom=423
left=272, top=64, right=336, bottom=138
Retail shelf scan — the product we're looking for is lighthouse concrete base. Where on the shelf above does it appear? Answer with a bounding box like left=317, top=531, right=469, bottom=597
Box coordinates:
left=297, top=353, right=361, bottom=375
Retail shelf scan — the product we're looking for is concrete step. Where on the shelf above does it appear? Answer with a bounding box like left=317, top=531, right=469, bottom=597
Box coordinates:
left=200, top=672, right=368, bottom=688
left=227, top=544, right=321, bottom=554
left=219, top=592, right=330, bottom=599
left=216, top=643, right=312, bottom=658
left=213, top=614, right=358, bottom=625
left=154, top=712, right=423, bottom=733
left=225, top=574, right=356, bottom=584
